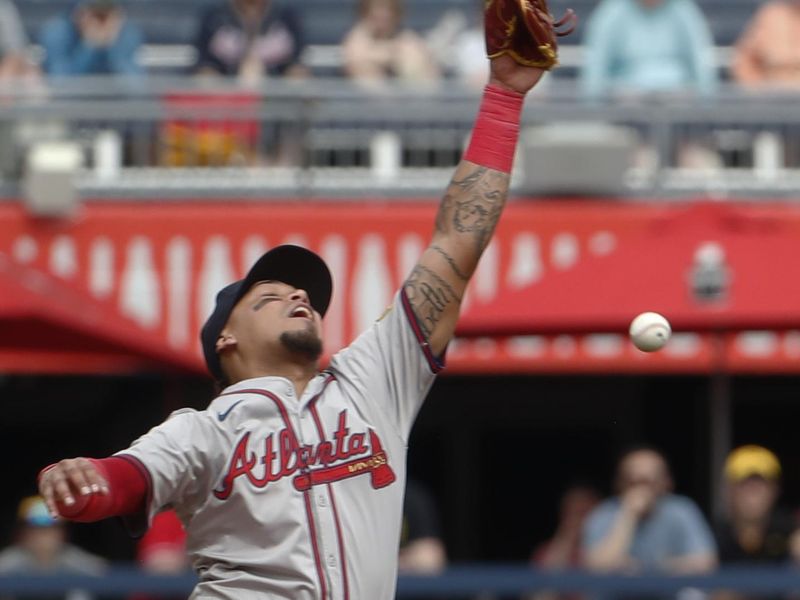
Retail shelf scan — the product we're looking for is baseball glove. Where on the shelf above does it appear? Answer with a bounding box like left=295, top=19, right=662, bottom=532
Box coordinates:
left=485, top=0, right=577, bottom=70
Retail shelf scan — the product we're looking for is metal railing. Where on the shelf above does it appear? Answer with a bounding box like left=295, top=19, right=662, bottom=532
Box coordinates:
left=2, top=565, right=800, bottom=598
left=2, top=76, right=800, bottom=200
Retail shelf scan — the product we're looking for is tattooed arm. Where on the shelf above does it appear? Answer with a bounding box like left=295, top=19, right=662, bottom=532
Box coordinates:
left=403, top=165, right=508, bottom=355
left=403, top=56, right=545, bottom=356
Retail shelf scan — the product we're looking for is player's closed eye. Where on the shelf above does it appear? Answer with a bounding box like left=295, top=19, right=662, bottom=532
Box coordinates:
left=253, top=295, right=280, bottom=310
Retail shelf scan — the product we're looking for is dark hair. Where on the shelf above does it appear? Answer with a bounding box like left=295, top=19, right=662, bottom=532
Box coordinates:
left=357, top=0, right=404, bottom=20
left=213, top=377, right=229, bottom=395
left=615, top=443, right=669, bottom=465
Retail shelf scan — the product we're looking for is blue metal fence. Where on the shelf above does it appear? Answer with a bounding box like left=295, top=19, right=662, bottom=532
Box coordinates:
left=2, top=565, right=800, bottom=598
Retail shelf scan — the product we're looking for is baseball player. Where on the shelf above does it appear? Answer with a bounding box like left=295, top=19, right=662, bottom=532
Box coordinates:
left=37, top=2, right=574, bottom=598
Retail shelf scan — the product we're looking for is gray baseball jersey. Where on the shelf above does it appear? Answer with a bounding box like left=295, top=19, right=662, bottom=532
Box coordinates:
left=117, top=289, right=443, bottom=600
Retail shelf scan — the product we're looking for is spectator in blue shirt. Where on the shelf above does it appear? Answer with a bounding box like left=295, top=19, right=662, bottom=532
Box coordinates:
left=582, top=446, right=718, bottom=573
left=0, top=496, right=106, bottom=578
left=39, top=0, right=143, bottom=76
left=580, top=0, right=717, bottom=99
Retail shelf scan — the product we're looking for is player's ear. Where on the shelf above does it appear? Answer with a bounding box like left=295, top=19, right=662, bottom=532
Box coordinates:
left=216, top=331, right=237, bottom=353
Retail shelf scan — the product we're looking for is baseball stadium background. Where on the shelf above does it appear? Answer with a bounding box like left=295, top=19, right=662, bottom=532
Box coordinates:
left=3, top=0, right=800, bottom=597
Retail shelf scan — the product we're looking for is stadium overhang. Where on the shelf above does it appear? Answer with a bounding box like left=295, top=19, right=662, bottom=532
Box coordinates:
left=457, top=202, right=800, bottom=338
left=0, top=254, right=205, bottom=375
left=1, top=199, right=799, bottom=374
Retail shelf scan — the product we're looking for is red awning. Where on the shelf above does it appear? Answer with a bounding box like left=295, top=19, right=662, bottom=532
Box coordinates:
left=0, top=254, right=205, bottom=375
left=458, top=202, right=800, bottom=337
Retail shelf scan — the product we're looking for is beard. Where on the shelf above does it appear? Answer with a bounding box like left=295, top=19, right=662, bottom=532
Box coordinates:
left=279, top=329, right=323, bottom=362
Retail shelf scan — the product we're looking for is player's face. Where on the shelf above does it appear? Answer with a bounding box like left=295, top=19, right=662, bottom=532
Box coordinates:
left=225, top=280, right=324, bottom=363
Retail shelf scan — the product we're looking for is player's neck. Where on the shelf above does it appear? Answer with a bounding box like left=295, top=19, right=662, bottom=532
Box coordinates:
left=231, top=358, right=319, bottom=398
left=266, top=362, right=318, bottom=398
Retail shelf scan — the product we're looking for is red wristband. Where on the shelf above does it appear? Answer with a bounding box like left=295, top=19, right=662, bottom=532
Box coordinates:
left=463, top=84, right=524, bottom=174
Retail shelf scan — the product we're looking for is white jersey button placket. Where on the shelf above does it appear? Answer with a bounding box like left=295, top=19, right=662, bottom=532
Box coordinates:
left=294, top=407, right=339, bottom=595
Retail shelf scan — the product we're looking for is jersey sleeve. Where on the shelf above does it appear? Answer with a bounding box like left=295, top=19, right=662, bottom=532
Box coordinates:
left=115, top=408, right=227, bottom=531
left=329, top=289, right=444, bottom=441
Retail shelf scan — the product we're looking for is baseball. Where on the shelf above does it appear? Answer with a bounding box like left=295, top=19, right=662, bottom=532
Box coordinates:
left=629, top=312, right=671, bottom=352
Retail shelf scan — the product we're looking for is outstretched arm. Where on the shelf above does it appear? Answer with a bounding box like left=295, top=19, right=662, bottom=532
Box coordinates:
left=38, top=456, right=146, bottom=521
left=403, top=55, right=544, bottom=356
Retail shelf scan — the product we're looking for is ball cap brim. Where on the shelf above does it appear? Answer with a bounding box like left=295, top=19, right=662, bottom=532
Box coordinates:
left=200, top=245, right=332, bottom=382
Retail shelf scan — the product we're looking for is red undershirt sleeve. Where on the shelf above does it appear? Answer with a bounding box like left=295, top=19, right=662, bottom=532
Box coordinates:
left=46, top=456, right=148, bottom=522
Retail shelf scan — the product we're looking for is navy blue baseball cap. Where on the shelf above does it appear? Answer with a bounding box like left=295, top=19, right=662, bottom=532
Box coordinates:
left=200, top=245, right=333, bottom=383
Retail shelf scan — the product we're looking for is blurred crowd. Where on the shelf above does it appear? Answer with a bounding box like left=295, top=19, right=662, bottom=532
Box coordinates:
left=0, top=0, right=795, bottom=170
left=0, top=0, right=798, bottom=89
left=2, top=444, right=799, bottom=599
left=529, top=444, right=800, bottom=577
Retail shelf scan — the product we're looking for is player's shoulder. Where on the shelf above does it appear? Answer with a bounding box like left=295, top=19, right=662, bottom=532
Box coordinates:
left=337, top=293, right=406, bottom=344
left=207, top=392, right=252, bottom=417
left=165, top=407, right=200, bottom=420
left=162, top=402, right=239, bottom=426
left=159, top=406, right=219, bottom=432
left=205, top=388, right=281, bottom=427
